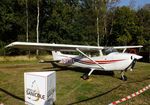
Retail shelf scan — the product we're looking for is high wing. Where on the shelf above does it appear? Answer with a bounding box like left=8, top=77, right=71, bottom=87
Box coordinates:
left=111, top=46, right=143, bottom=49
left=5, top=42, right=104, bottom=52
left=6, top=42, right=143, bottom=51
left=109, top=46, right=143, bottom=53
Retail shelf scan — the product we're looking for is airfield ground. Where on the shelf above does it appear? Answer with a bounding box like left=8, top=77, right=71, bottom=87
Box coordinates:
left=0, top=56, right=149, bottom=105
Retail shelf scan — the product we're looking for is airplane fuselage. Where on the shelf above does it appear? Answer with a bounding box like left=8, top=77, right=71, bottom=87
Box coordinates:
left=56, top=52, right=142, bottom=71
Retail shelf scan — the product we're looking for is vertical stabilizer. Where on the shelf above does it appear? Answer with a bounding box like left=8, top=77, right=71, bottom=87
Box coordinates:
left=51, top=51, right=65, bottom=61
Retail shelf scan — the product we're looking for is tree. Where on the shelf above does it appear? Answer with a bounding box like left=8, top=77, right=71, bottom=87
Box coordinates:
left=109, top=6, right=138, bottom=45
left=26, top=0, right=29, bottom=42
left=137, top=5, right=150, bottom=46
left=0, top=0, right=149, bottom=55
left=36, top=0, right=40, bottom=55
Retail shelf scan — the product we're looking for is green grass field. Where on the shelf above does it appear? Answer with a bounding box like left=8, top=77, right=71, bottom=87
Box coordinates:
left=0, top=57, right=149, bottom=105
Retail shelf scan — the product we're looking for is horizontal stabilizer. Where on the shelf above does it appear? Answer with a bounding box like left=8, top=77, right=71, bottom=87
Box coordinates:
left=39, top=60, right=60, bottom=63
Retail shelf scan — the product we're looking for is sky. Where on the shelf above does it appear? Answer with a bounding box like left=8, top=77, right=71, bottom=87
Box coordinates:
left=118, top=0, right=150, bottom=8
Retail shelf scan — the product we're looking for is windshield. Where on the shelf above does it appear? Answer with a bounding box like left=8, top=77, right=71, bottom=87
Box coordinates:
left=102, top=48, right=118, bottom=55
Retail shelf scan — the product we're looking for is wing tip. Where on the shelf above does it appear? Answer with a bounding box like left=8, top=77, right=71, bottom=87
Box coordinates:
left=5, top=44, right=13, bottom=48
left=5, top=42, right=20, bottom=48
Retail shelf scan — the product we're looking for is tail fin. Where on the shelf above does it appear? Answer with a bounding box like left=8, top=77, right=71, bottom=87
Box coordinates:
left=52, top=51, right=65, bottom=61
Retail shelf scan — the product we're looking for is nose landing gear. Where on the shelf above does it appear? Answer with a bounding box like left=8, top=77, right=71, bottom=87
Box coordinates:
left=120, top=71, right=127, bottom=81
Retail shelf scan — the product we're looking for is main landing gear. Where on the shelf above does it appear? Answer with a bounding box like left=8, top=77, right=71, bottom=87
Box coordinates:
left=81, top=69, right=95, bottom=80
left=120, top=71, right=127, bottom=81
left=81, top=69, right=128, bottom=81
left=82, top=73, right=89, bottom=80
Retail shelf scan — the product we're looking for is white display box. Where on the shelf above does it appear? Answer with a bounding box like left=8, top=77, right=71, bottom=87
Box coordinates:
left=24, top=71, right=56, bottom=105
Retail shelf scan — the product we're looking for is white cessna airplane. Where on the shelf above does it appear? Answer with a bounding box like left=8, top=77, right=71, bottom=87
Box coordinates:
left=6, top=42, right=143, bottom=80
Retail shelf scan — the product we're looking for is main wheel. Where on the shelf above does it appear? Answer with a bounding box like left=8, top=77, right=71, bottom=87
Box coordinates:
left=121, top=75, right=127, bottom=81
left=82, top=74, right=89, bottom=80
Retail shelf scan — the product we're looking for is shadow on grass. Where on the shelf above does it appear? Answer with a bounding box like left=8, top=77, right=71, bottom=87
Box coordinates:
left=67, top=77, right=150, bottom=105
left=0, top=88, right=24, bottom=102
left=67, top=84, right=122, bottom=105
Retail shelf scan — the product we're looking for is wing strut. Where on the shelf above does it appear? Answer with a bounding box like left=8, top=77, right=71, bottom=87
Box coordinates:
left=76, top=48, right=104, bottom=69
left=123, top=48, right=126, bottom=53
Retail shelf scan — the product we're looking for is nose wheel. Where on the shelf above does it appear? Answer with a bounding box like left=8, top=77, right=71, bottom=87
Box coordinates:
left=121, top=75, right=127, bottom=81
left=120, top=71, right=127, bottom=81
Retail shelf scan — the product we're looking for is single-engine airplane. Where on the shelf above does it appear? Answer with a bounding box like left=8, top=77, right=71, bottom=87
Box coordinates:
left=6, top=42, right=143, bottom=80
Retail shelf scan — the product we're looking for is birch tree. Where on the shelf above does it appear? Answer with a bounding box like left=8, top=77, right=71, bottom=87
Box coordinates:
left=36, top=0, right=40, bottom=55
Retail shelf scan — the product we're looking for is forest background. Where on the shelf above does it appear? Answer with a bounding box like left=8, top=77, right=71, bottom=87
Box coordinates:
left=0, top=0, right=149, bottom=55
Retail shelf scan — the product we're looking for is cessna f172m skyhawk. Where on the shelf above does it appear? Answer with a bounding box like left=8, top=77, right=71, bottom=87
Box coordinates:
left=6, top=42, right=143, bottom=80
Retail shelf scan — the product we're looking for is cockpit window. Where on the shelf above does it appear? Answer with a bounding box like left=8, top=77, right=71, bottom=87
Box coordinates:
left=102, top=48, right=118, bottom=55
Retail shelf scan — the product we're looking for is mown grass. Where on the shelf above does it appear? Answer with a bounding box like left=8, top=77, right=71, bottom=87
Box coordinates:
left=0, top=57, right=149, bottom=105
left=0, top=55, right=52, bottom=65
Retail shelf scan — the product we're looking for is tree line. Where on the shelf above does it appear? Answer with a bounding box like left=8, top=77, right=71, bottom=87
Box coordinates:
left=0, top=0, right=149, bottom=55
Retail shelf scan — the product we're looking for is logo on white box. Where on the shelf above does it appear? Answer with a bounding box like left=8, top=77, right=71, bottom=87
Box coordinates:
left=26, top=80, right=45, bottom=101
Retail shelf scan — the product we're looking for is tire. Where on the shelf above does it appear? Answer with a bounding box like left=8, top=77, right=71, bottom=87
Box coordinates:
left=82, top=74, right=89, bottom=80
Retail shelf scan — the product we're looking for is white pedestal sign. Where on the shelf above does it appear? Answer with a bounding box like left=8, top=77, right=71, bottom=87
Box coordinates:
left=24, top=71, right=56, bottom=105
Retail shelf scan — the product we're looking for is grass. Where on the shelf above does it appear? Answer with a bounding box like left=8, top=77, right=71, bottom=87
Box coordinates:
left=0, top=55, right=52, bottom=64
left=0, top=57, right=149, bottom=105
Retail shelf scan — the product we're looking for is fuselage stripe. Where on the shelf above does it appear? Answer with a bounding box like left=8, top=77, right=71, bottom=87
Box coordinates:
left=79, top=59, right=126, bottom=65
